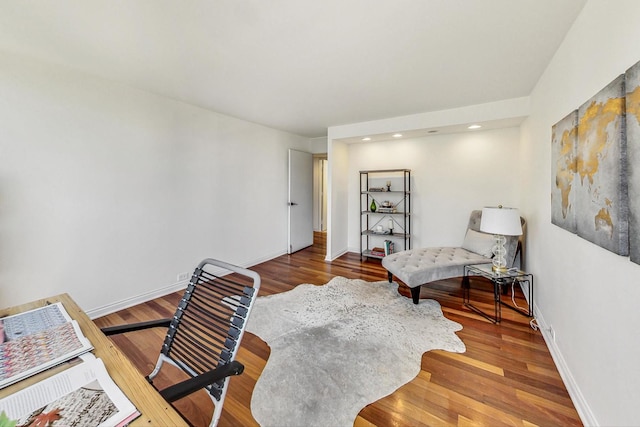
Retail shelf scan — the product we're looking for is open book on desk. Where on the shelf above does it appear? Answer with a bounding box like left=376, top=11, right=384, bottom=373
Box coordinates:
left=0, top=353, right=140, bottom=427
left=0, top=302, right=93, bottom=389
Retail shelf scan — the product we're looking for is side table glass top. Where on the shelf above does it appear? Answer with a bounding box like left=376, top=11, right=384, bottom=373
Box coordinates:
left=467, top=263, right=528, bottom=279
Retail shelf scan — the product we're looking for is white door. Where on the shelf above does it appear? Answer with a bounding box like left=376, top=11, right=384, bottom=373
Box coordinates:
left=288, top=149, right=313, bottom=253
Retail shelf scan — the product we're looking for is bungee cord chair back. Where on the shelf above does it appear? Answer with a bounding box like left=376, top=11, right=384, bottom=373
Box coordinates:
left=101, top=258, right=261, bottom=427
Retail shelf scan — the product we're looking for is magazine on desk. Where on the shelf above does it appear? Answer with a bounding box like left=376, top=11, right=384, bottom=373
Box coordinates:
left=0, top=302, right=93, bottom=389
left=0, top=353, right=140, bottom=427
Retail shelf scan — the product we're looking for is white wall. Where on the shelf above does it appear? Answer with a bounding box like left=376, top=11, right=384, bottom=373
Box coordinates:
left=0, top=52, right=309, bottom=314
left=347, top=128, right=521, bottom=252
left=522, top=1, right=640, bottom=425
left=326, top=137, right=349, bottom=260
left=309, top=136, right=328, bottom=154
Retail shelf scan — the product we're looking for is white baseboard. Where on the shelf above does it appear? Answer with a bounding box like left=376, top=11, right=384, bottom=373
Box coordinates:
left=87, top=280, right=188, bottom=319
left=327, top=247, right=349, bottom=261
left=534, top=305, right=598, bottom=426
left=87, top=251, right=287, bottom=319
left=244, top=250, right=288, bottom=267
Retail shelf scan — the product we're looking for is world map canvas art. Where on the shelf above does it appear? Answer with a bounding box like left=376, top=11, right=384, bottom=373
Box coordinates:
left=626, top=60, right=640, bottom=264
left=576, top=74, right=628, bottom=256
left=551, top=74, right=629, bottom=256
left=551, top=110, right=578, bottom=233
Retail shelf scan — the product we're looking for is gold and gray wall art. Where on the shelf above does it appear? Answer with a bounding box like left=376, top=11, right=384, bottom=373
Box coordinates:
left=552, top=60, right=640, bottom=264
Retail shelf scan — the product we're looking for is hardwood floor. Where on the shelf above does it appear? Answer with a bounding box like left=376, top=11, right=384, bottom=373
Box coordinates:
left=94, top=232, right=582, bottom=426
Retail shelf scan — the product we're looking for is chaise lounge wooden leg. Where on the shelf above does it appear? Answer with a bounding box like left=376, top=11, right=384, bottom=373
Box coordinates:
left=410, top=286, right=420, bottom=304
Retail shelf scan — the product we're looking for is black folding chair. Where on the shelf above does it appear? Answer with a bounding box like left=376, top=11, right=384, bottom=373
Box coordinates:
left=101, top=258, right=260, bottom=427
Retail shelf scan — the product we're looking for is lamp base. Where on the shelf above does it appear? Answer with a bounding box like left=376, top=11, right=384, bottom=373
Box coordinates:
left=491, top=234, right=508, bottom=273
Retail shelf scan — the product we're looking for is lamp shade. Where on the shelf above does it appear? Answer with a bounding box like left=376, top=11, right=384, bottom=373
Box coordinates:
left=480, top=206, right=522, bottom=236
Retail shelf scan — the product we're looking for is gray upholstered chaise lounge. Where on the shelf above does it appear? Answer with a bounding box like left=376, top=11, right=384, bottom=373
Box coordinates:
left=382, top=210, right=525, bottom=304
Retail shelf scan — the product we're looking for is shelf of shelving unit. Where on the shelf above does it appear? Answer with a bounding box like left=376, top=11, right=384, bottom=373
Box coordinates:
left=360, top=169, right=411, bottom=260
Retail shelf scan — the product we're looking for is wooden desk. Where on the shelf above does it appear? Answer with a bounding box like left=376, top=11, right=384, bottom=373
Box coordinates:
left=0, top=293, right=188, bottom=426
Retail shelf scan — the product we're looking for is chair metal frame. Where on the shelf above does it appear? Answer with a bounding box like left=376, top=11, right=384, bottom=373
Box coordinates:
left=102, top=258, right=261, bottom=427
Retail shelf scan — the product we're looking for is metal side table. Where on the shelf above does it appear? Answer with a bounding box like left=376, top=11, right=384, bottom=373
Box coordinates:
left=463, top=263, right=533, bottom=323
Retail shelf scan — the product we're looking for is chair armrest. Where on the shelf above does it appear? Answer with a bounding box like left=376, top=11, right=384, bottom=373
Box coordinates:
left=100, top=318, right=172, bottom=336
left=159, top=360, right=245, bottom=402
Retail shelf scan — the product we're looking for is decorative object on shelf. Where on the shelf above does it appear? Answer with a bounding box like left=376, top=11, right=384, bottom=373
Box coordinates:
left=368, top=187, right=385, bottom=192
left=370, top=199, right=377, bottom=212
left=388, top=219, right=394, bottom=235
left=378, top=200, right=396, bottom=213
left=386, top=180, right=391, bottom=191
left=480, top=206, right=523, bottom=272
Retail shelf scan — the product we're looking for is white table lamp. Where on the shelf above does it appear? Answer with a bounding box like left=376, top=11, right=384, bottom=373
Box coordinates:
left=480, top=206, right=522, bottom=272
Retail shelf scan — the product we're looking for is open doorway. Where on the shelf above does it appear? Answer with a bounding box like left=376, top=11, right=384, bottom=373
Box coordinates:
left=313, top=154, right=328, bottom=232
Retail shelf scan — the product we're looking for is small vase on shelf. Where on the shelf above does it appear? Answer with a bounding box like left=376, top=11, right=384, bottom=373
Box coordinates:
left=370, top=199, right=377, bottom=212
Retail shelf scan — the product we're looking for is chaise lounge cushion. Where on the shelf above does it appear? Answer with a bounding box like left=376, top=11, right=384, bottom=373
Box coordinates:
left=382, top=246, right=491, bottom=288
left=461, top=228, right=495, bottom=258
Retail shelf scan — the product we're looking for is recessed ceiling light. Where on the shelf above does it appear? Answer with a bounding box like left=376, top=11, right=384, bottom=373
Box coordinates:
left=362, top=137, right=371, bottom=141
left=393, top=133, right=403, bottom=138
left=468, top=124, right=482, bottom=129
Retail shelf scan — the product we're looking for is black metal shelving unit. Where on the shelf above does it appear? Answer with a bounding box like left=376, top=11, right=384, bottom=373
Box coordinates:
left=359, top=169, right=411, bottom=260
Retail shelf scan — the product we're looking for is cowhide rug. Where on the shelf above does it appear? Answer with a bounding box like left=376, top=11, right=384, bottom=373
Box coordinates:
left=245, top=276, right=466, bottom=427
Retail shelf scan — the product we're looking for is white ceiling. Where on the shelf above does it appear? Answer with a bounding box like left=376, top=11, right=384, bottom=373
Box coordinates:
left=0, top=1, right=586, bottom=138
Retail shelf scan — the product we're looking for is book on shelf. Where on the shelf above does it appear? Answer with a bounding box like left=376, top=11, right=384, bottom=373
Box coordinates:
left=0, top=302, right=93, bottom=389
left=370, top=247, right=386, bottom=257
left=0, top=353, right=140, bottom=427
left=384, top=240, right=395, bottom=256
left=377, top=207, right=397, bottom=213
